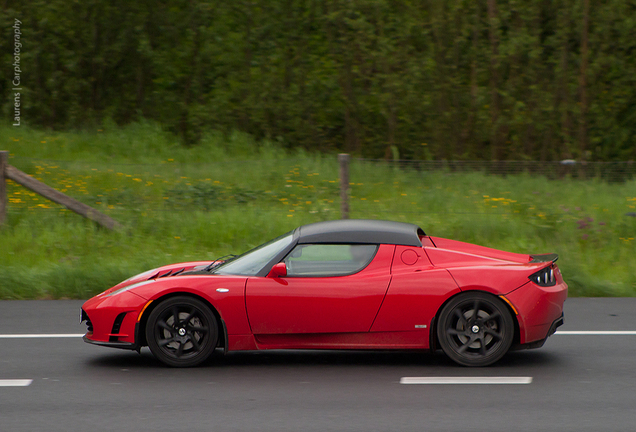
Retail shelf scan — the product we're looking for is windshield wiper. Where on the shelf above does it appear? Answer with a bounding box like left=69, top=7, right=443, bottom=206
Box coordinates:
left=204, top=254, right=237, bottom=272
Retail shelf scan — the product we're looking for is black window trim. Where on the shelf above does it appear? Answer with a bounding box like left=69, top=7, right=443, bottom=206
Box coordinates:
left=253, top=231, right=301, bottom=277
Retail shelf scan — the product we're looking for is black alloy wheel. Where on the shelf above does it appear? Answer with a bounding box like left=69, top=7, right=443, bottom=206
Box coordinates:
left=437, top=292, right=514, bottom=367
left=146, top=296, right=218, bottom=367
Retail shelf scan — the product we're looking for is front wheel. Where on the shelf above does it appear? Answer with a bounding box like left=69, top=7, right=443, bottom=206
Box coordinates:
left=437, top=292, right=514, bottom=367
left=145, top=296, right=219, bottom=367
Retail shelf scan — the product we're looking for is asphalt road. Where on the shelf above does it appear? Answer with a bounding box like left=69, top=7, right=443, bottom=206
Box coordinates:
left=1, top=298, right=635, bottom=431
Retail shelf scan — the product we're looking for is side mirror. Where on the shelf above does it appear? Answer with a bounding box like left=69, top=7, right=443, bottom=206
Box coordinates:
left=267, top=262, right=287, bottom=278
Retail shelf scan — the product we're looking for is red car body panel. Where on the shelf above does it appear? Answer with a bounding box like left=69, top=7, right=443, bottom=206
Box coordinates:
left=443, top=264, right=546, bottom=296
left=82, top=221, right=567, bottom=360
left=427, top=237, right=531, bottom=264
left=245, top=244, right=394, bottom=335
left=368, top=245, right=461, bottom=348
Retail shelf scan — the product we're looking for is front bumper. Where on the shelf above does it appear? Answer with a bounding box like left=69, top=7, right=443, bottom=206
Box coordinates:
left=81, top=290, right=148, bottom=346
left=82, top=334, right=138, bottom=351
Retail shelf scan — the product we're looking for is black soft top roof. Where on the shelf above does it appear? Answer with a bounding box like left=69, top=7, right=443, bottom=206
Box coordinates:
left=296, top=219, right=425, bottom=246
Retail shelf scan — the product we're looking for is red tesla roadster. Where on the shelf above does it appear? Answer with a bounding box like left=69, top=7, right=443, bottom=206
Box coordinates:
left=81, top=219, right=567, bottom=367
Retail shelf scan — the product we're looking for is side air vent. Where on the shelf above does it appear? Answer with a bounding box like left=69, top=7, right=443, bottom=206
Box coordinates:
left=109, top=312, right=127, bottom=342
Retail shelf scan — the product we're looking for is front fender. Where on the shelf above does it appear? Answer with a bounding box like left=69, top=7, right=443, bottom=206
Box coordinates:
left=131, top=275, right=251, bottom=335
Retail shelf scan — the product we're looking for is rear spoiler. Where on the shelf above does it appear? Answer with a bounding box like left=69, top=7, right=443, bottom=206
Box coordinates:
left=529, top=253, right=558, bottom=263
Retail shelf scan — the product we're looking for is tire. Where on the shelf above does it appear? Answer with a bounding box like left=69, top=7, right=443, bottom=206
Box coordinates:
left=436, top=292, right=514, bottom=367
left=145, top=296, right=219, bottom=367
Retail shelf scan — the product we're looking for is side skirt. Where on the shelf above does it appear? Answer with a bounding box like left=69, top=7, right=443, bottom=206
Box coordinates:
left=251, top=331, right=429, bottom=351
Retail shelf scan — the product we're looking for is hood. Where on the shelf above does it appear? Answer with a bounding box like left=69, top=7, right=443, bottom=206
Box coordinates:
left=128, top=261, right=211, bottom=282
left=99, top=261, right=211, bottom=297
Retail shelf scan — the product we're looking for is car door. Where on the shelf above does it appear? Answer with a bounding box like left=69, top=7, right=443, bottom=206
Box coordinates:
left=245, top=243, right=394, bottom=335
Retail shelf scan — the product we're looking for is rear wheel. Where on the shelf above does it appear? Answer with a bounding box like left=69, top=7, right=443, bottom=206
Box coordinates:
left=145, top=296, right=218, bottom=367
left=437, top=292, right=514, bottom=367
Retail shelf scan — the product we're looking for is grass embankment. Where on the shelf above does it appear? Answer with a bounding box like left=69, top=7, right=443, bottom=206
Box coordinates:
left=1, top=122, right=635, bottom=299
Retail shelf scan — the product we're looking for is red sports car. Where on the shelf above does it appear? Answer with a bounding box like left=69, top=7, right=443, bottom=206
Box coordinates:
left=81, top=219, right=567, bottom=367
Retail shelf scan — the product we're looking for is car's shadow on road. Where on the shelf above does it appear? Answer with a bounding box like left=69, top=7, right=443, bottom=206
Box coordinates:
left=86, top=347, right=559, bottom=370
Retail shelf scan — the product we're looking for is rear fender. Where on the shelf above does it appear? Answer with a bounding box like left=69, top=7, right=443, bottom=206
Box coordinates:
left=447, top=264, right=548, bottom=295
left=429, top=290, right=521, bottom=351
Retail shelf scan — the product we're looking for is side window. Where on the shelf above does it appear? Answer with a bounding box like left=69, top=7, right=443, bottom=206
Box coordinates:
left=284, top=244, right=378, bottom=277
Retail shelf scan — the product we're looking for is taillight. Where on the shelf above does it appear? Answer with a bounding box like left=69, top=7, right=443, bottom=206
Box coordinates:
left=529, top=266, right=556, bottom=287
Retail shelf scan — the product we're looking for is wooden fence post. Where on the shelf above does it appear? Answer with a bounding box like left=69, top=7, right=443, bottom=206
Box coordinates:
left=4, top=163, right=122, bottom=230
left=339, top=153, right=350, bottom=219
left=0, top=151, right=7, bottom=226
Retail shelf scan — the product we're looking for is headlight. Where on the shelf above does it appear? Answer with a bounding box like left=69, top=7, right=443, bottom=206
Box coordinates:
left=106, top=280, right=155, bottom=297
left=529, top=266, right=556, bottom=287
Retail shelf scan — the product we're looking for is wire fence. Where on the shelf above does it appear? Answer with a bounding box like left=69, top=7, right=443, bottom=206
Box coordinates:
left=3, top=154, right=636, bottom=222
left=8, top=154, right=636, bottom=180
left=357, top=159, right=636, bottom=183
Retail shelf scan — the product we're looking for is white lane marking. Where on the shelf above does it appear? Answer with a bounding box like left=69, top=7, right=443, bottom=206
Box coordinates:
left=0, top=334, right=84, bottom=338
left=400, top=377, right=532, bottom=385
left=556, top=331, right=636, bottom=335
left=0, top=379, right=33, bottom=387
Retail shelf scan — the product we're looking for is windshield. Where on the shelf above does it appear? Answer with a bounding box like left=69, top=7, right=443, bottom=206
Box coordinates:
left=212, top=232, right=294, bottom=276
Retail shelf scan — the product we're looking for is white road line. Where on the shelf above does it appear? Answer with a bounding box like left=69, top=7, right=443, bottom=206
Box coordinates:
left=556, top=331, right=636, bottom=335
left=0, top=379, right=33, bottom=387
left=0, top=334, right=84, bottom=338
left=400, top=377, right=532, bottom=385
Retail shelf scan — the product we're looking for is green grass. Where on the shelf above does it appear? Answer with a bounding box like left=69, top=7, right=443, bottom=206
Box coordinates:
left=1, top=122, right=635, bottom=299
